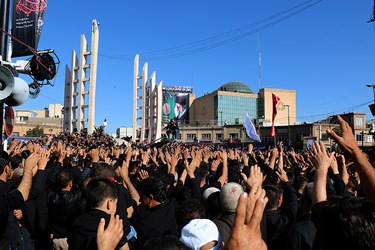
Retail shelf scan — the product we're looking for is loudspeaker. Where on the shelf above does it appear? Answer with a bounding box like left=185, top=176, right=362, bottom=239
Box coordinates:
left=369, top=103, right=375, bottom=116
left=0, top=65, right=29, bottom=106
left=0, top=65, right=15, bottom=100
left=4, top=77, right=29, bottom=106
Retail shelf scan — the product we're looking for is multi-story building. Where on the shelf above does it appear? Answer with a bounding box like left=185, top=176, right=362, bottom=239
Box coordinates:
left=12, top=104, right=64, bottom=136
left=189, top=82, right=258, bottom=126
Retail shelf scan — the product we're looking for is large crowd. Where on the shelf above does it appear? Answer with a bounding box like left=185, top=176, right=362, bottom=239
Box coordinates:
left=0, top=115, right=375, bottom=250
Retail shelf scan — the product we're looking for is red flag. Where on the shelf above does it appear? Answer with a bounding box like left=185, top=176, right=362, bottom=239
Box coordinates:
left=271, top=93, right=280, bottom=137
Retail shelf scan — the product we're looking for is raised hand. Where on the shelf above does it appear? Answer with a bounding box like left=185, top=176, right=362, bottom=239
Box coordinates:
left=37, top=149, right=50, bottom=170
left=225, top=181, right=268, bottom=250
left=326, top=115, right=360, bottom=155
left=242, top=165, right=263, bottom=190
left=97, top=214, right=124, bottom=250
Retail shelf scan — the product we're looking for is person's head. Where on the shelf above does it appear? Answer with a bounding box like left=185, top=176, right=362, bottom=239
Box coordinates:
left=10, top=154, right=23, bottom=170
left=300, top=182, right=314, bottom=214
left=90, top=162, right=116, bottom=179
left=177, top=199, right=207, bottom=231
left=138, top=176, right=167, bottom=209
left=20, top=150, right=31, bottom=160
left=346, top=177, right=358, bottom=196
left=0, top=151, right=11, bottom=178
left=263, top=184, right=283, bottom=210
left=203, top=188, right=222, bottom=219
left=56, top=168, right=73, bottom=191
left=317, top=196, right=375, bottom=250
left=84, top=178, right=118, bottom=214
left=227, top=160, right=242, bottom=183
left=220, top=182, right=243, bottom=213
left=180, top=219, right=222, bottom=250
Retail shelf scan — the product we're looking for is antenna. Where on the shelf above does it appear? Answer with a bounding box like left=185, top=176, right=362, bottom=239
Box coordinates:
left=257, top=34, right=262, bottom=91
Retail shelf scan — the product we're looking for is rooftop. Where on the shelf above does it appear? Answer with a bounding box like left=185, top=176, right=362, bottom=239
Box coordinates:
left=217, top=81, right=253, bottom=94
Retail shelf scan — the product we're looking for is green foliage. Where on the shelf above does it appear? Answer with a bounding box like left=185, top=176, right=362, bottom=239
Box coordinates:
left=25, top=126, right=44, bottom=137
left=332, top=126, right=342, bottom=137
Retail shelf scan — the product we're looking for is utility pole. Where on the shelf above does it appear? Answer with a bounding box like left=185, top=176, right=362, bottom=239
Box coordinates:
left=219, top=110, right=223, bottom=126
left=367, top=84, right=375, bottom=116
left=0, top=0, right=10, bottom=147
left=284, top=104, right=291, bottom=147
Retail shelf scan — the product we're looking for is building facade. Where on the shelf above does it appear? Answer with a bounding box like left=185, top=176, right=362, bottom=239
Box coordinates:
left=12, top=104, right=64, bottom=136
left=189, top=82, right=258, bottom=127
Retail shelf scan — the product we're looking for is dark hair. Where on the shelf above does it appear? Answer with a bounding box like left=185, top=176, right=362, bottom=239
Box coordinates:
left=176, top=199, right=207, bottom=231
left=20, top=150, right=31, bottom=160
left=264, top=184, right=283, bottom=210
left=90, top=162, right=115, bottom=179
left=227, top=160, right=242, bottom=183
left=84, top=178, right=118, bottom=210
left=56, top=168, right=73, bottom=190
left=138, top=176, right=167, bottom=203
left=317, top=196, right=375, bottom=250
left=10, top=154, right=23, bottom=170
left=205, top=191, right=223, bottom=219
left=0, top=151, right=10, bottom=174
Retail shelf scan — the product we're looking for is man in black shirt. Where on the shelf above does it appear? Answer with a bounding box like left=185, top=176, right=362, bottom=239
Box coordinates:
left=68, top=178, right=129, bottom=250
left=131, top=176, right=178, bottom=247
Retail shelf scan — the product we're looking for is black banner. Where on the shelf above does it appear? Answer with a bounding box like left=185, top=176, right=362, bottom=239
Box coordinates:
left=11, top=0, right=48, bottom=57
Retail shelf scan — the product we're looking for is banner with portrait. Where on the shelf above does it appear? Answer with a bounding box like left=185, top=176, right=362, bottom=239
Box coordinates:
left=162, top=91, right=189, bottom=125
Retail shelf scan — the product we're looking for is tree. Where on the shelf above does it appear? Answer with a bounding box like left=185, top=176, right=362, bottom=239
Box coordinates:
left=25, top=126, right=44, bottom=137
left=332, top=126, right=342, bottom=137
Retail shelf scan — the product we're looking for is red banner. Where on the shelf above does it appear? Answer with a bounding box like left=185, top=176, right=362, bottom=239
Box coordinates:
left=11, top=0, right=48, bottom=57
left=271, top=93, right=280, bottom=137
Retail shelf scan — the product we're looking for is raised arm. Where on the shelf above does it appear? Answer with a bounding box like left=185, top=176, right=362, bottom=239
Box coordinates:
left=327, top=115, right=375, bottom=202
left=311, top=141, right=334, bottom=205
left=17, top=153, right=40, bottom=201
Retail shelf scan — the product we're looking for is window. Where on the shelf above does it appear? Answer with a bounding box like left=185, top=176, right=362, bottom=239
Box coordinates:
left=356, top=117, right=363, bottom=127
left=229, top=133, right=238, bottom=139
left=321, top=134, right=329, bottom=141
left=19, top=116, right=28, bottom=122
left=186, top=133, right=196, bottom=140
left=216, top=133, right=223, bottom=141
left=366, top=135, right=373, bottom=143
left=201, top=134, right=211, bottom=141
left=356, top=134, right=363, bottom=142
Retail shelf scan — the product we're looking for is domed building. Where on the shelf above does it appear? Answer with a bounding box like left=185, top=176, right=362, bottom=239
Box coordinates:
left=190, top=81, right=258, bottom=137
left=217, top=81, right=254, bottom=94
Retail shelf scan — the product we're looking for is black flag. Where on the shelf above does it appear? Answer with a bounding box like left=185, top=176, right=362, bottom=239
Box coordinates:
left=11, top=0, right=48, bottom=57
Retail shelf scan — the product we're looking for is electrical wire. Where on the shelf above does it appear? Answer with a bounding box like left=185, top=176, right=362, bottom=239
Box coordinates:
left=99, top=0, right=322, bottom=61
left=295, top=100, right=373, bottom=122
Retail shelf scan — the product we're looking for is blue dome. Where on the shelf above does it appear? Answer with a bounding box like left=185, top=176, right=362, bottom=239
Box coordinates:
left=218, top=82, right=253, bottom=94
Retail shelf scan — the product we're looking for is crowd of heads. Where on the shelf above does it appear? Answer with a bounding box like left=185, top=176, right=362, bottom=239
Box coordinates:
left=0, top=115, right=374, bottom=250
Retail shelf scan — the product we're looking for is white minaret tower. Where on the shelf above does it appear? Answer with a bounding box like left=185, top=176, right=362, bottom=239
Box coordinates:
left=64, top=19, right=99, bottom=134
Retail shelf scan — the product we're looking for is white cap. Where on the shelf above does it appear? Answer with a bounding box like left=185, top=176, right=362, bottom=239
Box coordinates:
left=180, top=219, right=222, bottom=250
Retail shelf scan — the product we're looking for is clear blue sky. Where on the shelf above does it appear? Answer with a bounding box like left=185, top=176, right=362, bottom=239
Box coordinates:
left=13, top=0, right=375, bottom=135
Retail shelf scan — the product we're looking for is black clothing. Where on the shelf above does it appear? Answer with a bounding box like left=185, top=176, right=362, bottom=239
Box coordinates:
left=68, top=209, right=127, bottom=250
left=0, top=189, right=24, bottom=248
left=265, top=181, right=298, bottom=249
left=116, top=183, right=132, bottom=237
left=213, top=212, right=235, bottom=244
left=131, top=201, right=178, bottom=246
left=22, top=170, right=49, bottom=240
left=282, top=215, right=316, bottom=250
left=47, top=189, right=84, bottom=238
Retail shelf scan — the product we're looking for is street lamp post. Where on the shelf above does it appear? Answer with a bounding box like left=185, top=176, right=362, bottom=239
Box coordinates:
left=284, top=104, right=291, bottom=147
left=367, top=84, right=375, bottom=116
left=219, top=110, right=223, bottom=126
left=367, top=84, right=375, bottom=103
